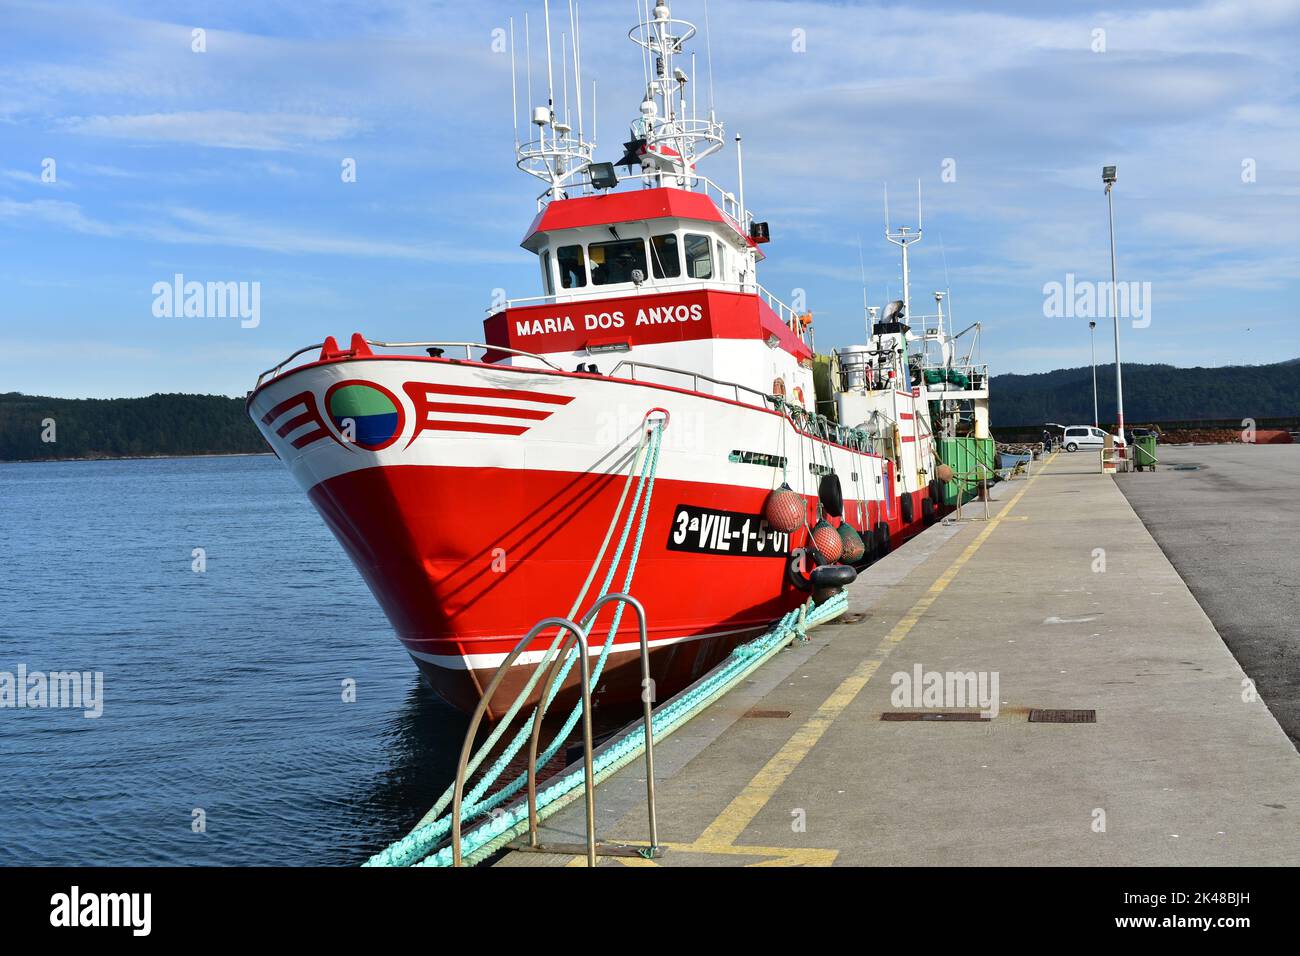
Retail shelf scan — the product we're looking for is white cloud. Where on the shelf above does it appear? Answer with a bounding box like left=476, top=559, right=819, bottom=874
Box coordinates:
left=60, top=111, right=365, bottom=151
left=0, top=195, right=516, bottom=265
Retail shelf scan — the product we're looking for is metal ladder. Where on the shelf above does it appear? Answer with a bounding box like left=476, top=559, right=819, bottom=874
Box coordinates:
left=450, top=592, right=662, bottom=866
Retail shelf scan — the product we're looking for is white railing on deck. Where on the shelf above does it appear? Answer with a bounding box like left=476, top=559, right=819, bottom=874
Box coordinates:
left=538, top=170, right=754, bottom=236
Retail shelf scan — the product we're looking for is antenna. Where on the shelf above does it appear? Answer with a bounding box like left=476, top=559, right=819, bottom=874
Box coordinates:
left=515, top=0, right=595, bottom=204
left=883, top=181, right=923, bottom=325
left=544, top=0, right=555, bottom=140
left=691, top=51, right=697, bottom=125
left=571, top=0, right=584, bottom=143
left=703, top=0, right=716, bottom=115
left=857, top=235, right=869, bottom=337
left=625, top=1, right=724, bottom=187
left=561, top=32, right=570, bottom=132
left=525, top=14, right=534, bottom=134
left=509, top=18, right=520, bottom=150
left=939, top=232, right=954, bottom=345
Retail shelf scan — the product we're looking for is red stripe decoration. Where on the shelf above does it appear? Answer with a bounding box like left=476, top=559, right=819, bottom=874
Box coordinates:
left=423, top=420, right=530, bottom=436
left=402, top=380, right=570, bottom=444
left=422, top=401, right=552, bottom=420
left=261, top=390, right=337, bottom=449
left=419, top=382, right=574, bottom=405
left=899, top=412, right=914, bottom=420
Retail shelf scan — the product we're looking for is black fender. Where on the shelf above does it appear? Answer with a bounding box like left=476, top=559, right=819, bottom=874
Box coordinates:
left=929, top=478, right=944, bottom=505
left=922, top=496, right=937, bottom=526
left=810, top=564, right=857, bottom=589
left=818, top=473, right=843, bottom=518
left=900, top=492, right=914, bottom=525
left=786, top=547, right=826, bottom=592
left=874, top=521, right=891, bottom=556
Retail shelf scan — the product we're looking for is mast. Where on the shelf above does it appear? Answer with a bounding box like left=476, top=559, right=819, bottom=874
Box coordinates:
left=625, top=1, right=724, bottom=188
left=514, top=0, right=595, bottom=202
left=884, top=181, right=923, bottom=325
left=512, top=1, right=728, bottom=205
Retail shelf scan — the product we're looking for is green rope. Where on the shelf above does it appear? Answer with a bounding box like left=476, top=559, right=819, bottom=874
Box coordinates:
left=408, top=432, right=652, bottom=833
left=418, top=593, right=848, bottom=867
left=363, top=415, right=850, bottom=868
left=365, top=423, right=664, bottom=868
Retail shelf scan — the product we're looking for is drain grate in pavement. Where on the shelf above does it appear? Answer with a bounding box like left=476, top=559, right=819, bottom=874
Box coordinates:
left=1028, top=709, right=1096, bottom=723
left=881, top=712, right=989, bottom=722
left=744, top=708, right=791, bottom=719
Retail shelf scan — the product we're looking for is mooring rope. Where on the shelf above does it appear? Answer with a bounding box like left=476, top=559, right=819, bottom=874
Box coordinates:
left=405, top=426, right=653, bottom=835
left=414, top=593, right=848, bottom=867
left=365, top=421, right=665, bottom=868
left=363, top=406, right=852, bottom=868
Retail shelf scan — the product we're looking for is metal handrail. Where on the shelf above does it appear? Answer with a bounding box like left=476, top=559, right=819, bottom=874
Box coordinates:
left=252, top=339, right=563, bottom=389
left=753, top=282, right=804, bottom=332
left=449, top=592, right=660, bottom=867
left=254, top=342, right=325, bottom=390
left=490, top=278, right=738, bottom=313
left=523, top=593, right=657, bottom=856
left=538, top=169, right=754, bottom=235
left=607, top=358, right=775, bottom=410
left=451, top=614, right=595, bottom=867
left=1100, top=446, right=1129, bottom=473
left=365, top=341, right=563, bottom=371
left=949, top=464, right=992, bottom=522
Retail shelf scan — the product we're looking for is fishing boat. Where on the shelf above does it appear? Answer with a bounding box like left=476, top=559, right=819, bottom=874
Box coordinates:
left=247, top=1, right=980, bottom=718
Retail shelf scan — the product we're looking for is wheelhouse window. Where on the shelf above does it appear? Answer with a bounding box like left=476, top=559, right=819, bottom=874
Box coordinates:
left=715, top=240, right=727, bottom=281
left=684, top=233, right=713, bottom=280
left=540, top=250, right=554, bottom=295
left=557, top=244, right=587, bottom=289
left=588, top=238, right=648, bottom=286
left=649, top=233, right=681, bottom=279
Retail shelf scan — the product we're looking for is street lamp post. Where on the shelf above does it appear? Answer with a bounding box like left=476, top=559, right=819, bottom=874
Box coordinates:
left=1103, top=165, right=1125, bottom=441
left=1089, top=320, right=1098, bottom=428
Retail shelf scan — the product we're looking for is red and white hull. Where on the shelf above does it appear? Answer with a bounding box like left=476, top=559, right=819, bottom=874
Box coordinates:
left=249, top=352, right=935, bottom=718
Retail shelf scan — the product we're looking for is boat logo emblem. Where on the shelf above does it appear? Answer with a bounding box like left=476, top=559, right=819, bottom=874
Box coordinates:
left=324, top=380, right=405, bottom=451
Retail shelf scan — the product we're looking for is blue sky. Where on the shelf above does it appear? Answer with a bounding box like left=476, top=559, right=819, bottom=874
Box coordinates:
left=1, top=0, right=1297, bottom=399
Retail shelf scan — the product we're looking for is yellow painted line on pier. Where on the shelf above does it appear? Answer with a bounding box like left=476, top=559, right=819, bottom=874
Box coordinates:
left=553, top=455, right=1059, bottom=866
left=690, top=453, right=1055, bottom=852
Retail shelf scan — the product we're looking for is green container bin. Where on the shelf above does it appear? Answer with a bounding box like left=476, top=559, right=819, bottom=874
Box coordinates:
left=937, top=436, right=997, bottom=506
left=1135, top=435, right=1158, bottom=471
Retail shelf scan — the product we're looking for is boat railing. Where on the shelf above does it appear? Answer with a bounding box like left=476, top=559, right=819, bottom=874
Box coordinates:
left=921, top=362, right=991, bottom=392
left=253, top=338, right=874, bottom=454
left=252, top=340, right=563, bottom=389
left=449, top=592, right=660, bottom=866
left=491, top=278, right=737, bottom=313
left=537, top=169, right=754, bottom=236
left=607, top=358, right=776, bottom=410
left=754, top=282, right=806, bottom=334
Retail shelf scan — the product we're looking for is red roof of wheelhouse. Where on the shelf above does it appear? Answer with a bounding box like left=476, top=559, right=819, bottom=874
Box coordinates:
left=521, top=186, right=758, bottom=252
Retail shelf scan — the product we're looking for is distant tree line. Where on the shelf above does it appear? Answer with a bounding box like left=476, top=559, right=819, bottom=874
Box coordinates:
left=0, top=392, right=267, bottom=461
left=990, top=360, right=1300, bottom=426
left=4, top=357, right=1297, bottom=459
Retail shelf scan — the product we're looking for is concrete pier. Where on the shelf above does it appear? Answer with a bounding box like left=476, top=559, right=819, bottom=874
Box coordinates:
left=497, top=452, right=1300, bottom=866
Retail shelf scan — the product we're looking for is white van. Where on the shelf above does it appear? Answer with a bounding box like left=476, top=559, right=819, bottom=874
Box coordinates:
left=1061, top=425, right=1125, bottom=452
